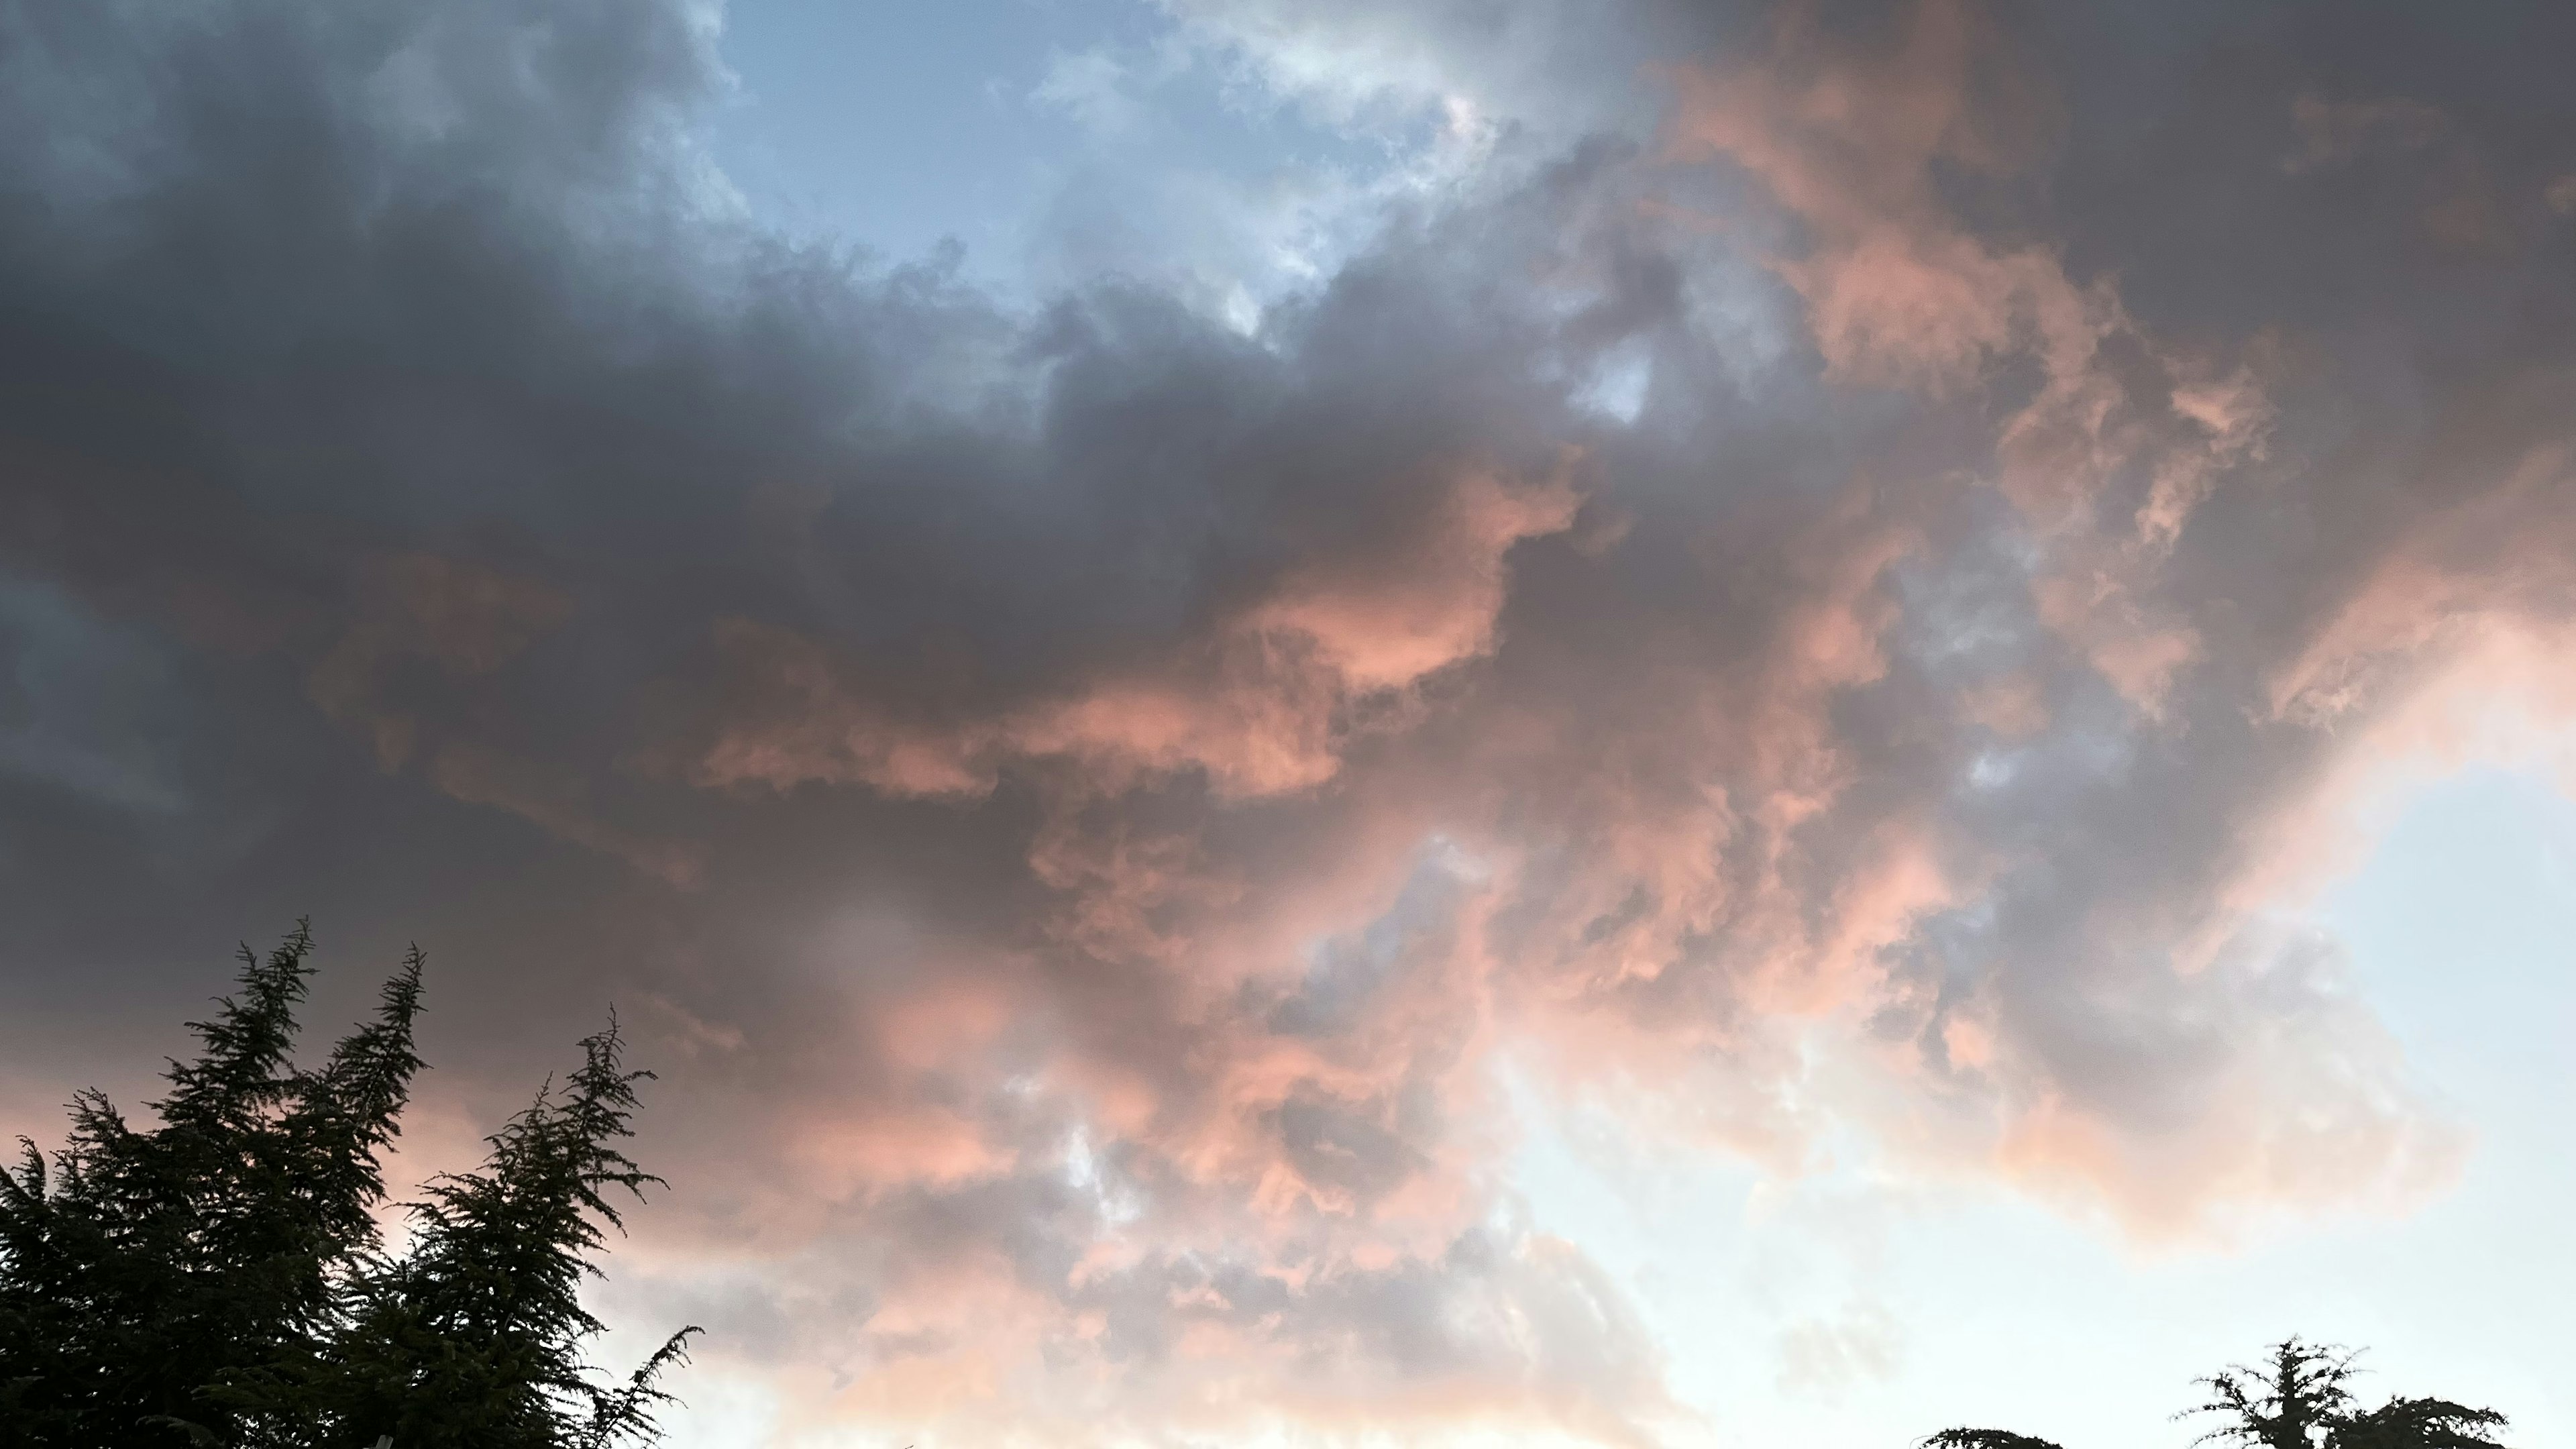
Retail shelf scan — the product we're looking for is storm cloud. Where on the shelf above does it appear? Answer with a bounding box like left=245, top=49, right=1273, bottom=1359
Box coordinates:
left=5, top=0, right=2574, bottom=1441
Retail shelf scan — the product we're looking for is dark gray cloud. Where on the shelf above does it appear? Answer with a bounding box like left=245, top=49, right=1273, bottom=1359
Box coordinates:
left=5, top=0, right=2575, bottom=1439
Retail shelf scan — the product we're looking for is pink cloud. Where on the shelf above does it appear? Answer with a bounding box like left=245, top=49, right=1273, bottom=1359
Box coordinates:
left=26, top=0, right=2576, bottom=1438
left=692, top=457, right=1580, bottom=802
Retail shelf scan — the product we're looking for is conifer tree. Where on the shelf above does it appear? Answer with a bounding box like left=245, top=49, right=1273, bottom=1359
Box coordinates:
left=0, top=925, right=696, bottom=1448
left=1917, top=1338, right=2512, bottom=1449
left=2185, top=1340, right=2510, bottom=1449
left=2187, top=1338, right=2363, bottom=1449
left=0, top=924, right=423, bottom=1445
left=2334, top=1397, right=2515, bottom=1449
left=310, top=1016, right=698, bottom=1448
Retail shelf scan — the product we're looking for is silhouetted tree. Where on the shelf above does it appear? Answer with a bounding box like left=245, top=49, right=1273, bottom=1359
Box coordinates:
left=0, top=924, right=696, bottom=1448
left=1921, top=1337, right=2512, bottom=1449
left=0, top=924, right=421, bottom=1445
left=2186, top=1340, right=2510, bottom=1449
left=304, top=1018, right=698, bottom=1448
left=2335, top=1397, right=2514, bottom=1449
left=2188, top=1338, right=2363, bottom=1449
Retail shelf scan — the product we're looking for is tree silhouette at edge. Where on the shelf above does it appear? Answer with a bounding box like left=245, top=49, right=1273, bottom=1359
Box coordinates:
left=0, top=924, right=699, bottom=1448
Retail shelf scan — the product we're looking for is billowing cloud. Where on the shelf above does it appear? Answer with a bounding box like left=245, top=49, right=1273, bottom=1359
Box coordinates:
left=4, top=0, right=2574, bottom=1442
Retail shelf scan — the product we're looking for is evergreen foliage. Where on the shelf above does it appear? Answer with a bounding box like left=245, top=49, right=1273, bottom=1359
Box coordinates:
left=2186, top=1338, right=2365, bottom=1449
left=303, top=1020, right=696, bottom=1447
left=0, top=924, right=696, bottom=1448
left=2183, top=1341, right=2511, bottom=1449
left=1920, top=1338, right=2512, bottom=1449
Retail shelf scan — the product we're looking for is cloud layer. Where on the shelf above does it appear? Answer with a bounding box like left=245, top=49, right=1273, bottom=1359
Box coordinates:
left=5, top=0, right=2575, bottom=1441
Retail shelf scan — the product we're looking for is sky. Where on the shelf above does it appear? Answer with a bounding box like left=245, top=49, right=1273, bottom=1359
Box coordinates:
left=1, top=0, right=2573, bottom=1445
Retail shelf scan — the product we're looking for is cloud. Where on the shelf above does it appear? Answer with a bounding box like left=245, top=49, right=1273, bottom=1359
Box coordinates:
left=1034, top=50, right=1153, bottom=140
left=690, top=458, right=1580, bottom=800
left=5, top=0, right=2576, bottom=1441
left=2284, top=92, right=2447, bottom=174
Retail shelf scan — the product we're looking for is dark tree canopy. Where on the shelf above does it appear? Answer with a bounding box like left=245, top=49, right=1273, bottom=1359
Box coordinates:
left=1921, top=1337, right=2512, bottom=1449
left=2188, top=1338, right=2365, bottom=1449
left=1921, top=1430, right=2070, bottom=1449
left=0, top=924, right=696, bottom=1448
left=2186, top=1341, right=2512, bottom=1449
